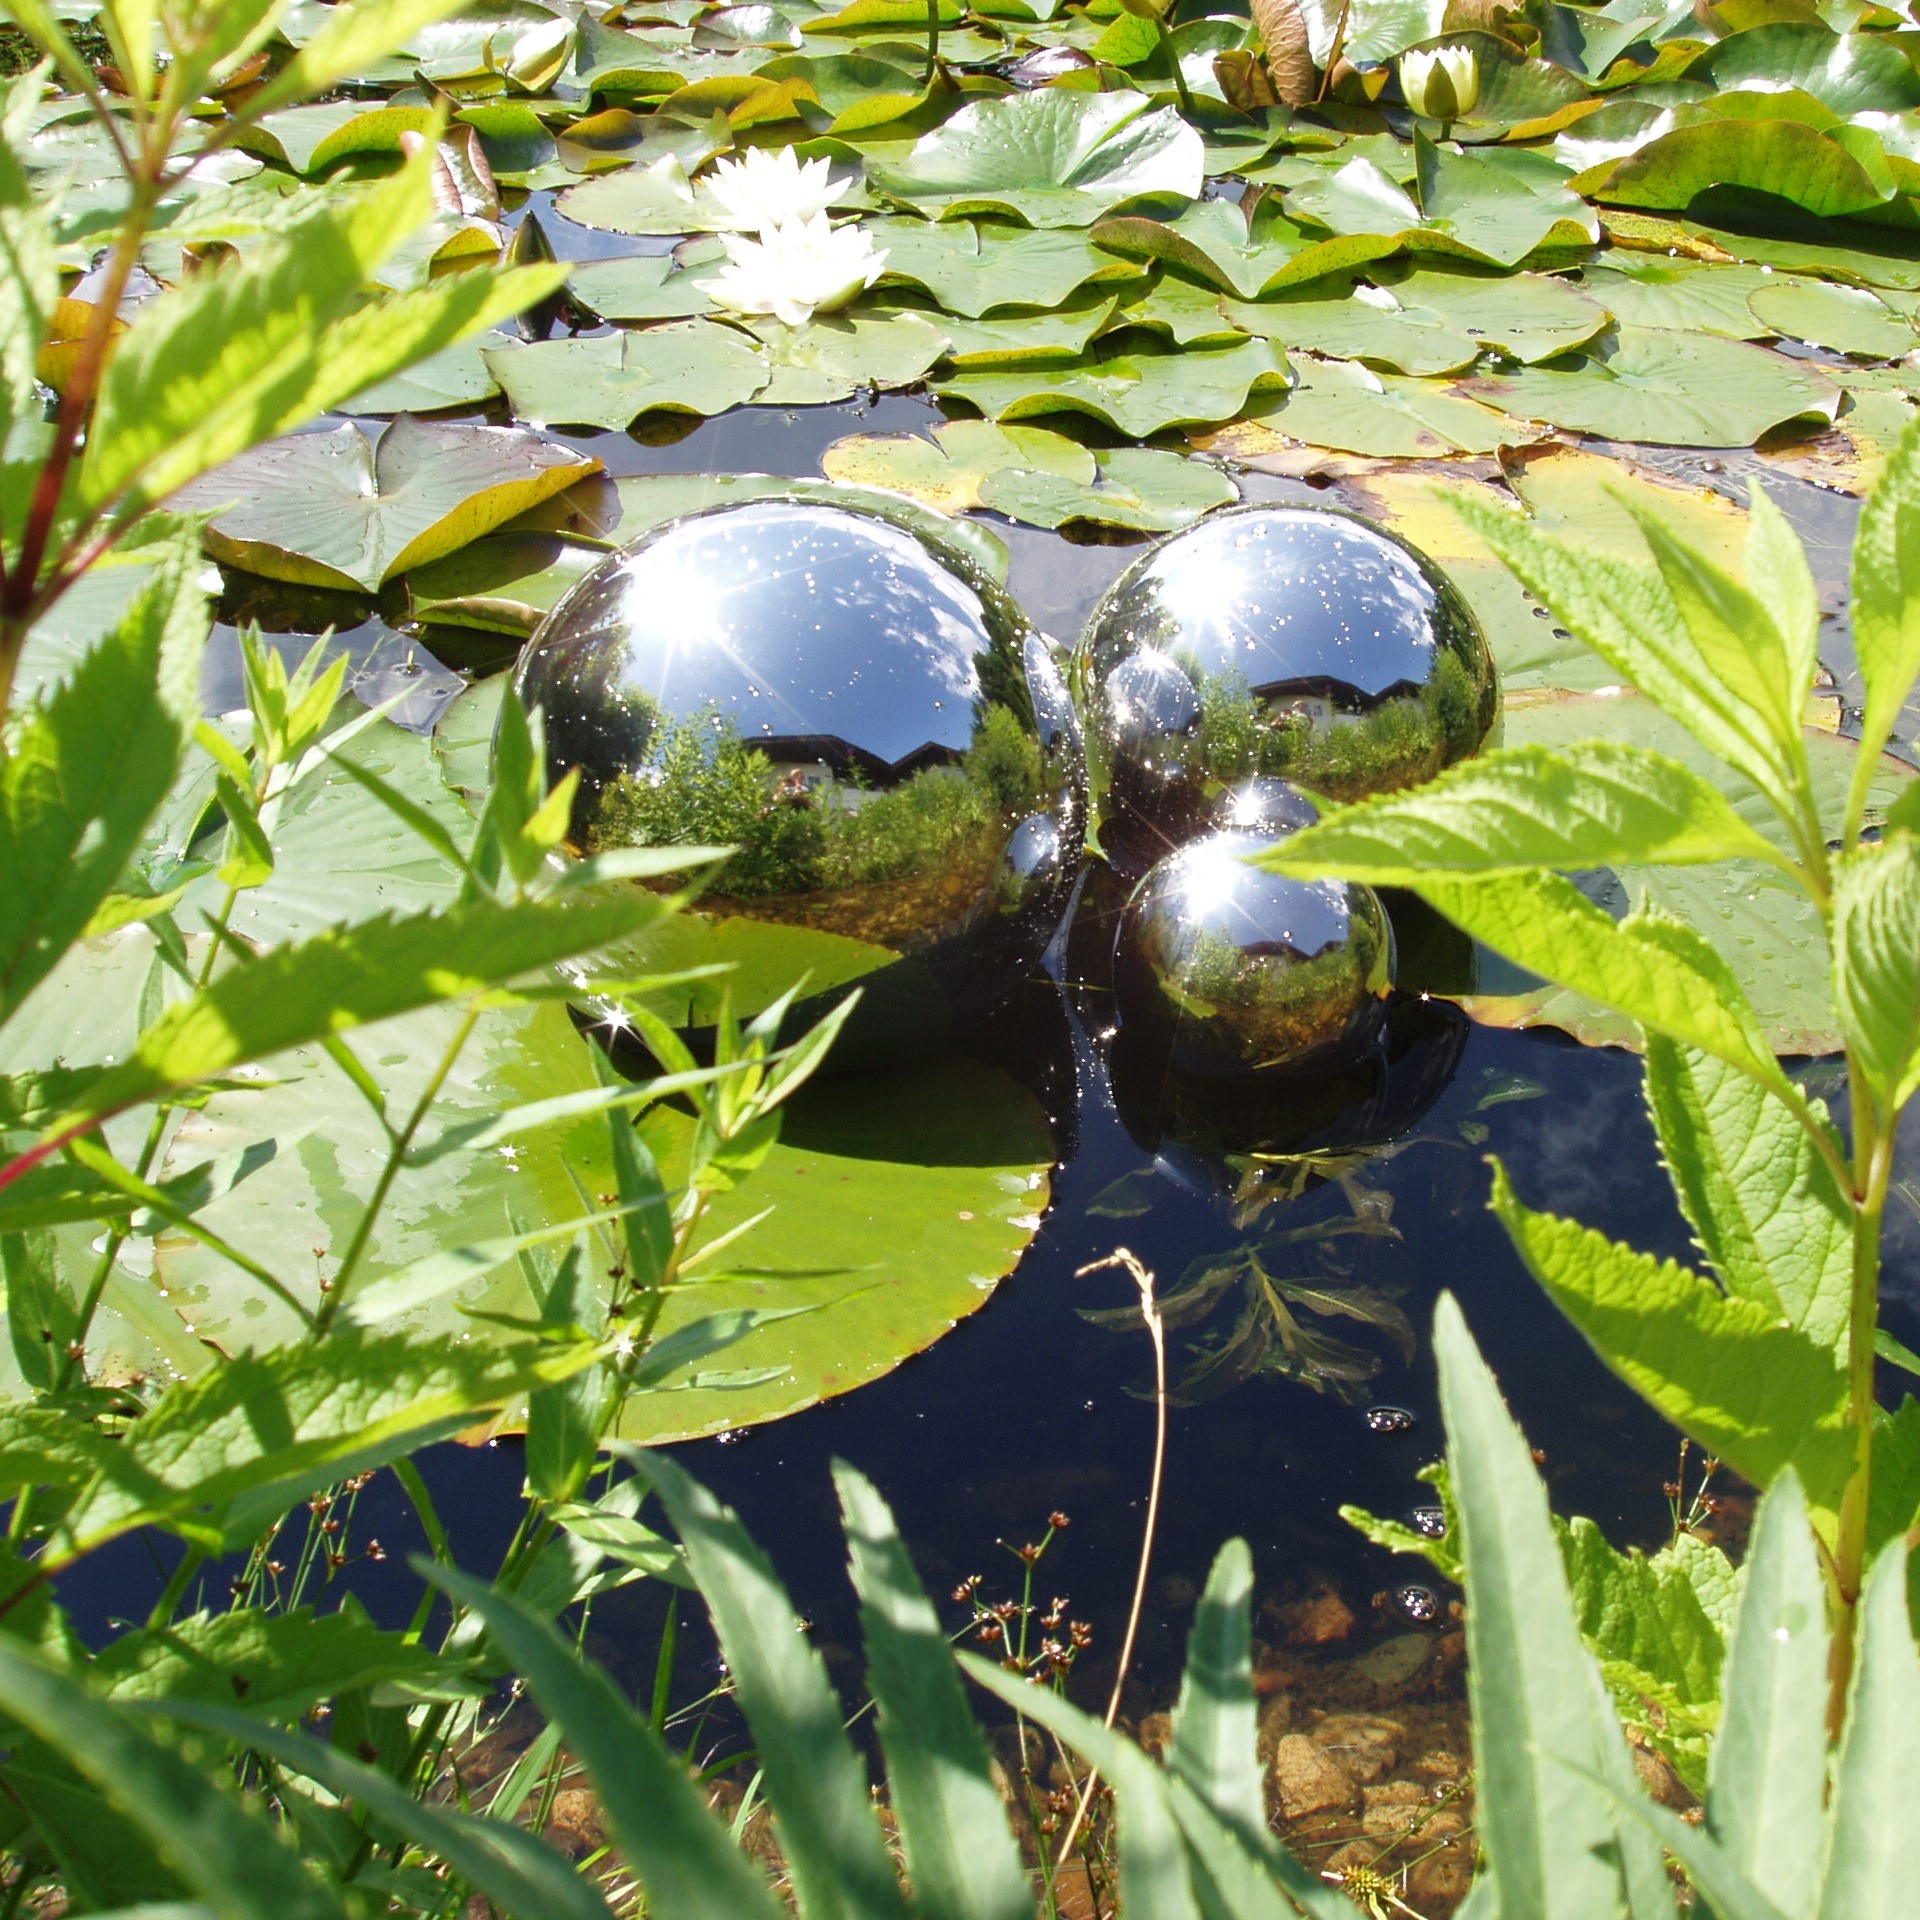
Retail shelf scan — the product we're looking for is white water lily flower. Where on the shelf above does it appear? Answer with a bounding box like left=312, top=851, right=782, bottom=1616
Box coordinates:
left=1352, top=282, right=1399, bottom=311
left=696, top=215, right=888, bottom=326
left=702, top=146, right=853, bottom=231
left=1399, top=44, right=1480, bottom=122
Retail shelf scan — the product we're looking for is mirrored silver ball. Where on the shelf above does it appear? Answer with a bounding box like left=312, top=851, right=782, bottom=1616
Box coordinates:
left=1113, top=829, right=1394, bottom=1076
left=513, top=497, right=1085, bottom=1065
left=1077, top=504, right=1495, bottom=876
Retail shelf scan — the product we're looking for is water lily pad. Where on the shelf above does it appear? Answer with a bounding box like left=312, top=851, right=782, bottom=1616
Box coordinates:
left=1577, top=117, right=1901, bottom=221
left=1091, top=198, right=1400, bottom=299
left=921, top=292, right=1120, bottom=362
left=745, top=308, right=950, bottom=404
left=937, top=334, right=1287, bottom=435
left=341, top=329, right=515, bottom=414
left=1748, top=279, right=1917, bottom=358
left=403, top=534, right=606, bottom=635
left=866, top=90, right=1204, bottom=227
left=1688, top=24, right=1920, bottom=117
left=233, top=103, right=438, bottom=175
left=1577, top=256, right=1775, bottom=337
left=869, top=217, right=1139, bottom=314
left=1468, top=325, right=1840, bottom=447
left=616, top=1056, right=1052, bottom=1441
left=568, top=252, right=719, bottom=320
left=1223, top=355, right=1525, bottom=457
left=1108, top=275, right=1247, bottom=348
left=1680, top=215, right=1920, bottom=292
left=821, top=418, right=1235, bottom=528
left=172, top=419, right=601, bottom=593
left=484, top=322, right=772, bottom=428
left=1457, top=690, right=1918, bottom=1054
left=1226, top=266, right=1609, bottom=374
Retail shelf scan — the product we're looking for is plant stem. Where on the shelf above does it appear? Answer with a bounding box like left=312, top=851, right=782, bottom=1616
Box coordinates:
left=921, top=0, right=940, bottom=86
left=1153, top=13, right=1196, bottom=120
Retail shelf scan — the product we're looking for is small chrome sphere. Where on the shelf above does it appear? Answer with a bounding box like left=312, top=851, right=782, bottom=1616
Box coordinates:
left=1077, top=504, right=1495, bottom=876
left=1113, top=829, right=1393, bottom=1076
left=513, top=497, right=1085, bottom=1065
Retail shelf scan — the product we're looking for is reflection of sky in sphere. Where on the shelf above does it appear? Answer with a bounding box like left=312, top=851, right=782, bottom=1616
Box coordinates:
left=1118, top=512, right=1443, bottom=702
left=1149, top=833, right=1352, bottom=965
left=596, top=503, right=1001, bottom=770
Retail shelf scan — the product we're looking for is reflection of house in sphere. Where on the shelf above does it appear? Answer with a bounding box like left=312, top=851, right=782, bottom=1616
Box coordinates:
left=512, top=498, right=1085, bottom=1065
left=1077, top=505, right=1495, bottom=877
left=1114, top=830, right=1393, bottom=1078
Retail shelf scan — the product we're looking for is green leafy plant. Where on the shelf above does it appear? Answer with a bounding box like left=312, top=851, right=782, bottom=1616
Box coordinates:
left=1262, top=419, right=1920, bottom=1726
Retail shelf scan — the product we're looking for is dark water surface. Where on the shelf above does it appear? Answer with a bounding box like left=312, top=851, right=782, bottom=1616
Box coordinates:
left=87, top=388, right=1920, bottom=1726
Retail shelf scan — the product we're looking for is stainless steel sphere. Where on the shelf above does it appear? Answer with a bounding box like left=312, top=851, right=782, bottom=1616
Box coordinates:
left=1077, top=504, right=1495, bottom=876
left=1113, top=829, right=1393, bottom=1076
left=513, top=496, right=1085, bottom=1065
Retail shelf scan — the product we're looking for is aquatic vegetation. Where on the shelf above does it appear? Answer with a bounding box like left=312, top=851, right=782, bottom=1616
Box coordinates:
left=696, top=214, right=891, bottom=327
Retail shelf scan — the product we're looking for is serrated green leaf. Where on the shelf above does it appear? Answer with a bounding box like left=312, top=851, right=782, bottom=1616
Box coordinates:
left=1833, top=837, right=1920, bottom=1108
left=1489, top=1162, right=1855, bottom=1527
left=1850, top=418, right=1920, bottom=805
left=1644, top=1037, right=1852, bottom=1350
left=1167, top=1538, right=1264, bottom=1853
left=835, top=1462, right=1030, bottom=1920
left=1708, top=1471, right=1828, bottom=1916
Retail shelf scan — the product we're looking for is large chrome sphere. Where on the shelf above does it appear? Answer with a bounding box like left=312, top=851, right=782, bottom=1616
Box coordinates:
left=1077, top=504, right=1495, bottom=877
left=1113, top=829, right=1393, bottom=1077
left=513, top=497, right=1084, bottom=1067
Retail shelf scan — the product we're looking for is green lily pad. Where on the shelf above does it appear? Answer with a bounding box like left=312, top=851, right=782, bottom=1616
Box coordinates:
left=172, top=419, right=601, bottom=593
left=1748, top=278, right=1918, bottom=358
left=937, top=334, right=1287, bottom=436
left=555, top=155, right=732, bottom=236
left=868, top=217, right=1139, bottom=314
left=1108, top=274, right=1247, bottom=348
left=1091, top=198, right=1401, bottom=299
left=484, top=322, right=772, bottom=428
left=341, top=329, right=515, bottom=414
left=920, top=292, right=1120, bottom=362
left=1443, top=33, right=1592, bottom=139
left=1340, top=0, right=1445, bottom=66
left=866, top=90, right=1204, bottom=227
left=619, top=1054, right=1052, bottom=1443
left=568, top=253, right=720, bottom=321
left=745, top=308, right=950, bottom=405
left=1577, top=256, right=1775, bottom=337
left=1237, top=355, right=1526, bottom=457
left=232, top=102, right=438, bottom=174
left=1469, top=325, right=1840, bottom=447
left=1680, top=215, right=1920, bottom=292
left=1577, top=117, right=1901, bottom=221
left=1687, top=24, right=1920, bottom=117
left=403, top=533, right=606, bottom=636
left=821, top=418, right=1236, bottom=528
left=1226, top=266, right=1609, bottom=374
left=1458, top=690, right=1918, bottom=1055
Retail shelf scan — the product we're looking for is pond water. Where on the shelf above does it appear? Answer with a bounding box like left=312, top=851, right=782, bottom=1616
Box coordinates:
left=76, top=322, right=1920, bottom=1800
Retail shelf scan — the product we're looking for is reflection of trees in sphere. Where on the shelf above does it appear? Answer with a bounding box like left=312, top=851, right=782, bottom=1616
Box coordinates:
left=1077, top=505, right=1495, bottom=877
left=511, top=498, right=1085, bottom=1065
left=1114, top=830, right=1394, bottom=1077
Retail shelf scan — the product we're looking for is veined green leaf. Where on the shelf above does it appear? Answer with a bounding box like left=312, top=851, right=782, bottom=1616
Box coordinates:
left=1817, top=1537, right=1920, bottom=1920
left=0, top=74, right=57, bottom=438
left=625, top=1448, right=912, bottom=1920
left=1709, top=1472, right=1829, bottom=1916
left=1832, top=838, right=1920, bottom=1110
left=1167, top=1538, right=1264, bottom=1853
left=1745, top=484, right=1820, bottom=721
left=1489, top=1163, right=1855, bottom=1526
left=1412, top=873, right=1793, bottom=1100
left=40, top=887, right=669, bottom=1136
left=138, top=1700, right=615, bottom=1920
left=1849, top=417, right=1920, bottom=801
left=0, top=531, right=204, bottom=1030
left=1432, top=1293, right=1638, bottom=1920
left=1643, top=1037, right=1853, bottom=1350
left=244, top=0, right=470, bottom=114
left=1452, top=492, right=1791, bottom=817
left=1256, top=741, right=1779, bottom=883
left=834, top=1462, right=1030, bottom=1920
left=53, top=1328, right=601, bottom=1561
left=0, top=1636, right=350, bottom=1920
left=425, top=1562, right=787, bottom=1920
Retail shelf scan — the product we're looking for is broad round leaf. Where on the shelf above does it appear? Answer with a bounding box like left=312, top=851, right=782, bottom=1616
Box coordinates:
left=484, top=322, right=772, bottom=428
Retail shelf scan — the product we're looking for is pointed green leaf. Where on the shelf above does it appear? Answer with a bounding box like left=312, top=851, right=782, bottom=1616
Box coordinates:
left=1258, top=741, right=1779, bottom=884
left=1644, top=1037, right=1853, bottom=1350
left=1708, top=1472, right=1829, bottom=1916
left=0, top=1636, right=350, bottom=1920
left=1817, top=1537, right=1920, bottom=1920
left=1849, top=417, right=1920, bottom=779
left=834, top=1462, right=1030, bottom=1920
left=625, top=1448, right=911, bottom=1920
left=1832, top=838, right=1920, bottom=1108
left=0, top=532, right=204, bottom=1029
left=1166, top=1538, right=1264, bottom=1852
left=1432, top=1293, right=1634, bottom=1920
left=425, top=1561, right=787, bottom=1920
left=1489, top=1163, right=1855, bottom=1524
